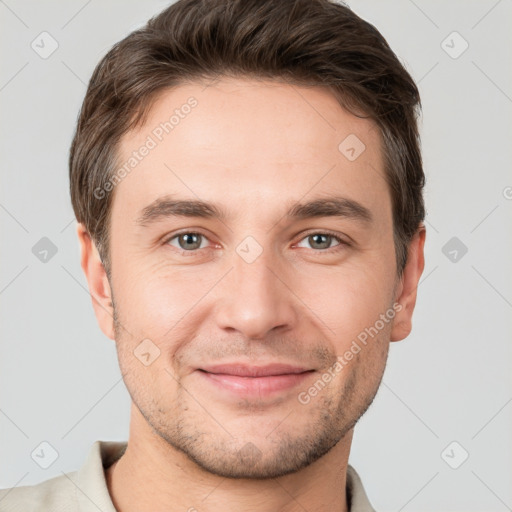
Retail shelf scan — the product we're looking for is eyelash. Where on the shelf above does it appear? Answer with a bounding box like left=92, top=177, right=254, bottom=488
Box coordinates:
left=162, top=230, right=350, bottom=257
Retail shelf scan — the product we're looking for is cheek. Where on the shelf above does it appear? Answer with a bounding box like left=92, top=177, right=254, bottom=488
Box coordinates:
left=115, top=260, right=216, bottom=342
left=295, top=262, right=394, bottom=343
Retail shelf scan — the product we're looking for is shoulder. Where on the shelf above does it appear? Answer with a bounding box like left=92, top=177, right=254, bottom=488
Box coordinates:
left=0, top=471, right=78, bottom=511
left=0, top=440, right=126, bottom=512
left=346, top=464, right=377, bottom=512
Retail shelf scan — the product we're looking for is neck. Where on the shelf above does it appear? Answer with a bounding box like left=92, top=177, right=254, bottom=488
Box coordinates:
left=106, top=408, right=353, bottom=512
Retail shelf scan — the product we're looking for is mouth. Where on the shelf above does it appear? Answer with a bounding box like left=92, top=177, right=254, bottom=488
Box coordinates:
left=196, top=363, right=316, bottom=398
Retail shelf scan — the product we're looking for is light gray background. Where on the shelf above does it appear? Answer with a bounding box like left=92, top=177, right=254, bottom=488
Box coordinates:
left=1, top=1, right=511, bottom=511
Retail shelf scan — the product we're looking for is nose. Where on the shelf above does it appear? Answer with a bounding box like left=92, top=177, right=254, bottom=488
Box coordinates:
left=213, top=247, right=298, bottom=340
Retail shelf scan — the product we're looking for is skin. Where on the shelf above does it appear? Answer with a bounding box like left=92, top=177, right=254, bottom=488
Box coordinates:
left=77, top=77, right=426, bottom=512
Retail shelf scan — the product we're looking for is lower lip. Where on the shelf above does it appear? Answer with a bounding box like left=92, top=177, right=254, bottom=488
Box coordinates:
left=197, top=370, right=315, bottom=398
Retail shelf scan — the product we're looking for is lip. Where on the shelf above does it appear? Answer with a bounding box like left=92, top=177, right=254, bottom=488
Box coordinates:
left=196, top=363, right=316, bottom=398
left=200, top=363, right=311, bottom=377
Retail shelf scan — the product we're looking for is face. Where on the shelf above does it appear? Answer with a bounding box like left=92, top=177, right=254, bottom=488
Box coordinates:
left=82, top=77, right=421, bottom=479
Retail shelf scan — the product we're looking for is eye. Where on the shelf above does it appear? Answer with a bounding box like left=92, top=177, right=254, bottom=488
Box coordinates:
left=165, top=232, right=210, bottom=252
left=163, top=230, right=349, bottom=256
left=295, top=232, right=348, bottom=252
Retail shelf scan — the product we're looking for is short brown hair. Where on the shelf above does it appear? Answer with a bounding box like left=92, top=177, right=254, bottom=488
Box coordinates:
left=69, top=0, right=425, bottom=280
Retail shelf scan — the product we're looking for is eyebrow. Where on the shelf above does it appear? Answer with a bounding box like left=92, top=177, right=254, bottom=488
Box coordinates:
left=135, top=194, right=373, bottom=227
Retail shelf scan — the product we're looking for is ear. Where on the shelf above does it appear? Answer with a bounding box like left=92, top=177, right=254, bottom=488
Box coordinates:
left=390, top=224, right=426, bottom=342
left=76, top=223, right=115, bottom=340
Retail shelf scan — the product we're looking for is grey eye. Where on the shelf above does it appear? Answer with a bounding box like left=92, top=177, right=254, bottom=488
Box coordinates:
left=168, top=233, right=206, bottom=251
left=297, top=233, right=341, bottom=250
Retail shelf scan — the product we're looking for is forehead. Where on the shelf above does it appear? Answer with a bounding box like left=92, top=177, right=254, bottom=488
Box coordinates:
left=112, top=77, right=390, bottom=228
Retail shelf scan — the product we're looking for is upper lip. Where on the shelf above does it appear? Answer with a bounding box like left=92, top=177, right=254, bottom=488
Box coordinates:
left=199, top=363, right=313, bottom=377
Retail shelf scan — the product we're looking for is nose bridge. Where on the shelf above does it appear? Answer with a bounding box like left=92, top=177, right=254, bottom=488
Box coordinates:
left=214, top=239, right=297, bottom=339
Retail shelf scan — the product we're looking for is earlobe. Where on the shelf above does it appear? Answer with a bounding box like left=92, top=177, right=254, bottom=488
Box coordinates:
left=76, top=223, right=115, bottom=340
left=390, top=225, right=426, bottom=342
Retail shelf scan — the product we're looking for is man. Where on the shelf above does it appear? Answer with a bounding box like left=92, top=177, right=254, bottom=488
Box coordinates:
left=0, top=0, right=426, bottom=510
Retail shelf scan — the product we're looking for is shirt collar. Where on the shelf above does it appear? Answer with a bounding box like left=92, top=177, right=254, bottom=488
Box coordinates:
left=76, top=440, right=375, bottom=512
left=76, top=440, right=126, bottom=512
